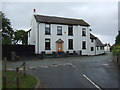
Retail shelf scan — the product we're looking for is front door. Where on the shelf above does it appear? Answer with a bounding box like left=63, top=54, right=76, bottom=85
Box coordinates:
left=57, top=42, right=62, bottom=52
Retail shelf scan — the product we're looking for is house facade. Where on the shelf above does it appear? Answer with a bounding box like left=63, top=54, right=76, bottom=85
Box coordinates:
left=104, top=43, right=111, bottom=52
left=28, top=13, right=104, bottom=55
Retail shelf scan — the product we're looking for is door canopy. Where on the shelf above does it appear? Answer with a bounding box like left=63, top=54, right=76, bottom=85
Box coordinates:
left=56, top=39, right=64, bottom=43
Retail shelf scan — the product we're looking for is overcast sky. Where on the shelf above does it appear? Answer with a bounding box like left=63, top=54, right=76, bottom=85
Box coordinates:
left=2, top=2, right=118, bottom=45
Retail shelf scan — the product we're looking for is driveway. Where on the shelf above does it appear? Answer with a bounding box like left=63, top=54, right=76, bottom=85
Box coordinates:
left=7, top=52, right=120, bottom=88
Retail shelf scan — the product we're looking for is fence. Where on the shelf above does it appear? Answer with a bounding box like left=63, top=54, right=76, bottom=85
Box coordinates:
left=2, top=45, right=35, bottom=60
left=2, top=58, right=26, bottom=89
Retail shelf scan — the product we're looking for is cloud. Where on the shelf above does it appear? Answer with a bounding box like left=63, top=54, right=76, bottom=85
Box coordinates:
left=2, top=2, right=118, bottom=45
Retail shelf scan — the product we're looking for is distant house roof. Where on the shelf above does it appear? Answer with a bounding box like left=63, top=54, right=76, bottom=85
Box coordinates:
left=34, top=15, right=90, bottom=26
left=104, top=43, right=111, bottom=47
left=90, top=33, right=97, bottom=39
left=96, top=38, right=104, bottom=47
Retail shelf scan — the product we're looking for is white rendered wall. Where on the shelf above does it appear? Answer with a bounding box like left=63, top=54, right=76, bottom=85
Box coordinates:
left=29, top=16, right=105, bottom=55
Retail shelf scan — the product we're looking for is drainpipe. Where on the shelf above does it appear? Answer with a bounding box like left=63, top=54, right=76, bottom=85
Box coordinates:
left=95, top=39, right=96, bottom=55
left=37, top=22, right=39, bottom=54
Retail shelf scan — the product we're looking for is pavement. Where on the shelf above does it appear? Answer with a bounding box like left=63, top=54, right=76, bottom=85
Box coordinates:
left=6, top=52, right=120, bottom=89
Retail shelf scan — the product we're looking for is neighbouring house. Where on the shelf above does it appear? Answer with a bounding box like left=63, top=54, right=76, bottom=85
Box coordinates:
left=28, top=9, right=104, bottom=55
left=104, top=43, right=111, bottom=52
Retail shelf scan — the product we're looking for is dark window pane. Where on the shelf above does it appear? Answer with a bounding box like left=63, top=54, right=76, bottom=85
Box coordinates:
left=91, top=47, right=94, bottom=51
left=57, top=26, right=62, bottom=35
left=68, top=25, right=73, bottom=36
left=68, top=39, right=73, bottom=50
left=82, top=28, right=86, bottom=36
left=45, top=24, right=50, bottom=35
left=45, top=39, right=50, bottom=50
left=82, top=41, right=86, bottom=49
left=91, top=39, right=94, bottom=42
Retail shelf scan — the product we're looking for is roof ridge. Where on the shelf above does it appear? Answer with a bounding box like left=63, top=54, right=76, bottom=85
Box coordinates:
left=35, top=14, right=83, bottom=21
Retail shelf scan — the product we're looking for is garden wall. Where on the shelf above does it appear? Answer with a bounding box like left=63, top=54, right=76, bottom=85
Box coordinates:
left=2, top=45, right=35, bottom=60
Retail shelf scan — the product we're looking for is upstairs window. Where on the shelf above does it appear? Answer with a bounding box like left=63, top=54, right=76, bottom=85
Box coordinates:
left=91, top=39, right=94, bottom=43
left=68, top=39, right=73, bottom=50
left=82, top=41, right=86, bottom=49
left=82, top=28, right=86, bottom=36
left=57, top=26, right=62, bottom=35
left=45, top=39, right=51, bottom=50
left=45, top=24, right=51, bottom=35
left=68, top=25, right=73, bottom=36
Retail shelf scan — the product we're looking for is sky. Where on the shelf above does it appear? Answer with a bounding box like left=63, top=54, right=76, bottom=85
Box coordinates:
left=2, top=1, right=119, bottom=45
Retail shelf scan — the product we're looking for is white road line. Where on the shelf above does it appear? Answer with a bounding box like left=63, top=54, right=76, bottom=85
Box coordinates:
left=72, top=64, right=79, bottom=71
left=83, top=74, right=102, bottom=90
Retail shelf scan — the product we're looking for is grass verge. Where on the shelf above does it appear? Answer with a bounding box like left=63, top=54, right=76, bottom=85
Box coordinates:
left=3, top=71, right=37, bottom=88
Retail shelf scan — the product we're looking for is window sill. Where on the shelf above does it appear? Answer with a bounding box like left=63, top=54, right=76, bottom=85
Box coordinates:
left=45, top=34, right=51, bottom=35
left=57, top=34, right=62, bottom=35
left=68, top=49, right=73, bottom=50
left=68, top=35, right=73, bottom=36
left=45, top=49, right=51, bottom=50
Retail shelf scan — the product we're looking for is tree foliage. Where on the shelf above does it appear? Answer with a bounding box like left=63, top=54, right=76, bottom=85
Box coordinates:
left=115, top=31, right=120, bottom=45
left=2, top=12, right=14, bottom=44
left=13, top=30, right=28, bottom=45
left=2, top=12, right=28, bottom=45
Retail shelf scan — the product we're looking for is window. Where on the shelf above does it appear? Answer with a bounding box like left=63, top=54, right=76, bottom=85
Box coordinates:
left=91, top=39, right=94, bottom=43
left=68, top=39, right=73, bottom=50
left=100, top=46, right=103, bottom=50
left=82, top=41, right=86, bottom=49
left=68, top=25, right=73, bottom=36
left=97, top=46, right=99, bottom=50
left=45, top=39, right=51, bottom=50
left=45, top=24, right=51, bottom=35
left=82, top=28, right=86, bottom=36
left=91, top=47, right=94, bottom=51
left=57, top=26, right=62, bottom=35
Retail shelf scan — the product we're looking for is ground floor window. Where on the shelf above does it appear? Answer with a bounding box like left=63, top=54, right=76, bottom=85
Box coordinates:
left=45, top=39, right=51, bottom=50
left=100, top=46, right=104, bottom=50
left=82, top=41, right=86, bottom=49
left=91, top=47, right=94, bottom=51
left=97, top=46, right=99, bottom=50
left=68, top=39, right=73, bottom=50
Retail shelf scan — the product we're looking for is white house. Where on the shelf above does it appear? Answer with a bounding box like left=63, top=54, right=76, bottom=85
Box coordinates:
left=104, top=43, right=111, bottom=52
left=28, top=11, right=104, bottom=56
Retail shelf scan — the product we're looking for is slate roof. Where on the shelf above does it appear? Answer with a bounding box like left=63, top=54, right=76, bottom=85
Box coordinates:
left=96, top=38, right=104, bottom=47
left=90, top=33, right=104, bottom=46
left=90, top=33, right=97, bottom=39
left=34, top=15, right=90, bottom=26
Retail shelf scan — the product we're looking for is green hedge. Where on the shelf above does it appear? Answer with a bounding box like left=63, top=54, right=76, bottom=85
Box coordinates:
left=112, top=45, right=120, bottom=54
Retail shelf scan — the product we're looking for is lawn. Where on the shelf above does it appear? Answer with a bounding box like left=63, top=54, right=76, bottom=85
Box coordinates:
left=2, top=71, right=37, bottom=88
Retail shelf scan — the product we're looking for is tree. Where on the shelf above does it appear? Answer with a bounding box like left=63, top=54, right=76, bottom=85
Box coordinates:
left=115, top=31, right=120, bottom=45
left=13, top=30, right=28, bottom=45
left=2, top=12, right=14, bottom=44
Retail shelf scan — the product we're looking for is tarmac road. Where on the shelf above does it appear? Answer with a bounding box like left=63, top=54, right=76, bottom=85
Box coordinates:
left=7, top=52, right=120, bottom=88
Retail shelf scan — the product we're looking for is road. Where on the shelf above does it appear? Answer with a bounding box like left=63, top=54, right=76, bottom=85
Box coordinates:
left=7, top=52, right=120, bottom=89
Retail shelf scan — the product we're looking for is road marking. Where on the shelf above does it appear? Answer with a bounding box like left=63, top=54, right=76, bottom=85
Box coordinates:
left=83, top=74, right=102, bottom=90
left=102, top=64, right=108, bottom=66
left=40, top=66, right=48, bottom=68
left=71, top=64, right=79, bottom=71
left=109, top=60, right=112, bottom=62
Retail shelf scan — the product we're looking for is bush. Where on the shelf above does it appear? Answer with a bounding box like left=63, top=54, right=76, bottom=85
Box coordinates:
left=112, top=45, right=120, bottom=55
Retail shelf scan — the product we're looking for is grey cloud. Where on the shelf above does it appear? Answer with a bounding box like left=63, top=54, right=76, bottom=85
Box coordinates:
left=2, top=2, right=118, bottom=44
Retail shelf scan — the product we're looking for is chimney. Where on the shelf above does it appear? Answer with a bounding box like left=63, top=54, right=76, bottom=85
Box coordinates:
left=33, top=9, right=36, bottom=14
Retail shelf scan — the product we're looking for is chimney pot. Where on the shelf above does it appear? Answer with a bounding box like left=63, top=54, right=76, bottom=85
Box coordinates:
left=34, top=9, right=36, bottom=12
